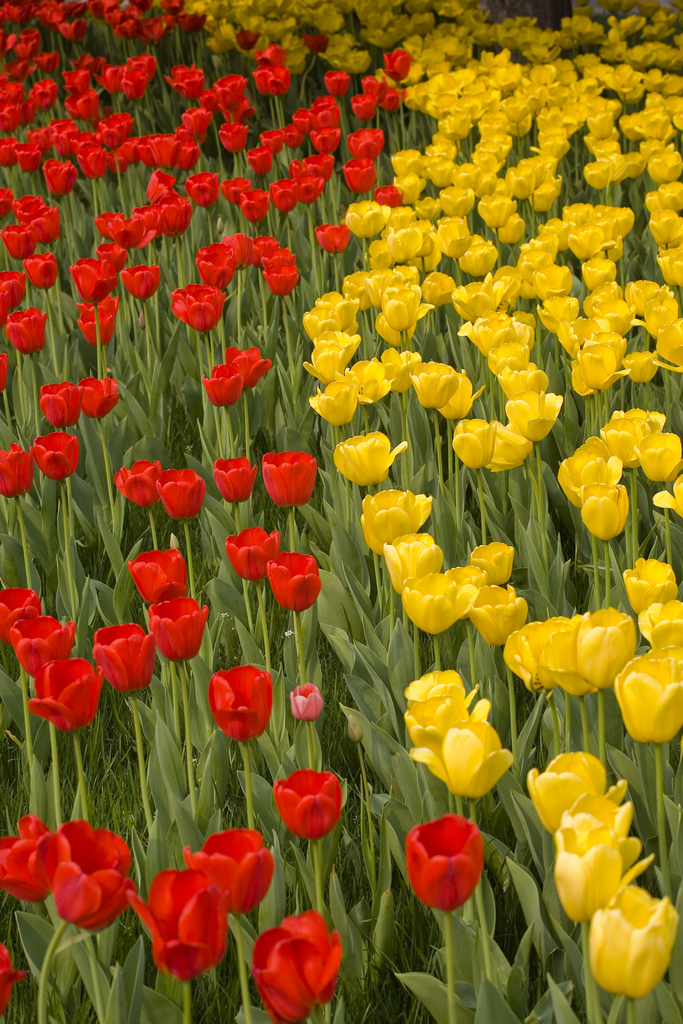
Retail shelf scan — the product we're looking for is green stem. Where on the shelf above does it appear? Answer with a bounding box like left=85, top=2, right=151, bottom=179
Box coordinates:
left=179, top=662, right=197, bottom=818
left=306, top=721, right=317, bottom=771
left=97, top=418, right=115, bottom=522
left=256, top=582, right=271, bottom=674
left=50, top=723, right=62, bottom=827
left=182, top=520, right=196, bottom=600
left=469, top=800, right=494, bottom=983
left=19, top=665, right=33, bottom=773
left=536, top=442, right=548, bottom=562
left=288, top=506, right=297, bottom=551
left=85, top=934, right=105, bottom=1022
left=603, top=541, right=610, bottom=608
left=466, top=620, right=476, bottom=690
left=15, top=498, right=31, bottom=589
left=312, top=837, right=325, bottom=915
left=244, top=392, right=250, bottom=463
left=169, top=661, right=181, bottom=741
left=443, top=911, right=458, bottom=1024
left=130, top=696, right=153, bottom=833
left=434, top=633, right=441, bottom=671
left=548, top=691, right=561, bottom=760
left=414, top=624, right=420, bottom=679
left=294, top=611, right=306, bottom=689
left=591, top=533, right=600, bottom=611
left=358, top=744, right=376, bottom=891
left=61, top=482, right=76, bottom=621
left=655, top=742, right=671, bottom=899
left=579, top=696, right=590, bottom=754
left=46, top=291, right=59, bottom=371
left=183, top=981, right=191, bottom=1024
left=433, top=409, right=443, bottom=483
left=477, top=469, right=487, bottom=545
left=233, top=916, right=254, bottom=1024
left=665, top=507, right=673, bottom=566
left=30, top=353, right=40, bottom=439
left=240, top=741, right=254, bottom=829
left=37, top=919, right=68, bottom=1024
left=148, top=509, right=158, bottom=549
left=630, top=468, right=638, bottom=565
left=72, top=731, right=88, bottom=822
left=581, top=920, right=600, bottom=1024
left=505, top=663, right=518, bottom=766
left=627, top=998, right=635, bottom=1024
left=597, top=690, right=605, bottom=768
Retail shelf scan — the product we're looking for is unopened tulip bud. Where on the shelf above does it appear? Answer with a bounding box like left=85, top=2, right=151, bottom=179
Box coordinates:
left=347, top=714, right=363, bottom=743
left=138, top=310, right=145, bottom=329
left=169, top=533, right=180, bottom=550
left=290, top=683, right=323, bottom=722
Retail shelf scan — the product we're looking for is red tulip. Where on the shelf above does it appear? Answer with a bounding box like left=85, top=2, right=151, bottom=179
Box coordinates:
left=220, top=178, right=251, bottom=207
left=77, top=142, right=106, bottom=179
left=290, top=683, right=324, bottom=722
left=267, top=552, right=321, bottom=612
left=148, top=597, right=209, bottom=662
left=2, top=223, right=37, bottom=259
left=93, top=623, right=156, bottom=693
left=6, top=307, right=46, bottom=353
left=196, top=244, right=235, bottom=289
left=157, top=195, right=193, bottom=237
left=35, top=52, right=61, bottom=73
left=95, top=243, right=127, bottom=273
left=310, top=99, right=339, bottom=131
left=250, top=237, right=279, bottom=268
left=252, top=65, right=290, bottom=97
left=171, top=284, right=225, bottom=332
left=0, top=445, right=33, bottom=498
left=13, top=196, right=46, bottom=224
left=0, top=271, right=25, bottom=308
left=165, top=63, right=205, bottom=100
left=260, top=129, right=284, bottom=154
left=0, top=588, right=41, bottom=644
left=219, top=122, right=249, bottom=153
left=0, top=945, right=25, bottom=1015
left=361, top=76, right=388, bottom=101
left=324, top=70, right=350, bottom=97
left=0, top=188, right=13, bottom=217
left=29, top=658, right=104, bottom=732
left=128, top=550, right=188, bottom=604
left=42, top=820, right=135, bottom=930
left=114, top=459, right=162, bottom=507
left=236, top=30, right=259, bottom=49
left=315, top=224, right=351, bottom=254
left=95, top=63, right=124, bottom=93
left=348, top=128, right=384, bottom=161
left=226, top=527, right=280, bottom=582
left=262, top=451, right=317, bottom=508
left=202, top=364, right=244, bottom=407
left=121, top=67, right=148, bottom=101
left=292, top=108, right=311, bottom=136
left=406, top=814, right=483, bottom=912
left=183, top=829, right=274, bottom=913
left=97, top=112, right=133, bottom=150
left=273, top=769, right=342, bottom=839
left=223, top=233, right=254, bottom=268
left=128, top=869, right=228, bottom=980
left=224, top=346, right=271, bottom=388
left=0, top=814, right=51, bottom=901
left=240, top=188, right=270, bottom=224
left=252, top=910, right=340, bottom=1023
left=42, top=157, right=78, bottom=195
left=121, top=264, right=160, bottom=300
left=64, top=88, right=99, bottom=122
left=212, top=458, right=255, bottom=503
left=70, top=258, right=118, bottom=303
left=146, top=169, right=176, bottom=202
left=351, top=93, right=377, bottom=121
left=181, top=107, right=213, bottom=139
left=0, top=139, right=17, bottom=168
left=156, top=468, right=205, bottom=519
left=15, top=143, right=41, bottom=173
left=79, top=377, right=119, bottom=418
left=384, top=48, right=412, bottom=82
left=33, top=206, right=60, bottom=245
left=23, top=253, right=58, bottom=290
left=209, top=665, right=273, bottom=741
left=296, top=174, right=324, bottom=205
left=263, top=263, right=298, bottom=296
left=282, top=124, right=304, bottom=149
left=32, top=433, right=79, bottom=480
left=343, top=157, right=377, bottom=193
left=185, top=171, right=219, bottom=207
left=310, top=127, right=340, bottom=155
left=10, top=615, right=76, bottom=676
left=375, top=184, right=403, bottom=207
left=30, top=78, right=58, bottom=110
left=269, top=179, right=298, bottom=213
left=39, top=382, right=82, bottom=427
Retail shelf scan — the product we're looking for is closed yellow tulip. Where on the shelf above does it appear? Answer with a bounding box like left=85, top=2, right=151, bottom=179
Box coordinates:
left=623, top=557, right=677, bottom=614
left=498, top=364, right=549, bottom=399
left=582, top=257, right=617, bottom=291
left=303, top=332, right=361, bottom=386
left=601, top=409, right=664, bottom=469
left=345, top=200, right=391, bottom=239
left=505, top=391, right=563, bottom=442
left=410, top=362, right=461, bottom=410
left=439, top=185, right=475, bottom=217
left=528, top=751, right=627, bottom=834
left=533, top=264, right=573, bottom=300
left=537, top=622, right=597, bottom=697
left=657, top=250, right=683, bottom=290
left=470, top=542, right=514, bottom=585
left=554, top=795, right=652, bottom=922
left=421, top=272, right=455, bottom=307
left=436, top=217, right=471, bottom=259
left=615, top=647, right=683, bottom=743
left=537, top=296, right=579, bottom=336
left=308, top=381, right=358, bottom=426
left=623, top=351, right=658, bottom=383
left=580, top=483, right=629, bottom=540
left=574, top=609, right=637, bottom=690
left=342, top=271, right=372, bottom=312
left=410, top=720, right=514, bottom=798
left=459, top=235, right=498, bottom=277
left=405, top=692, right=491, bottom=754
left=486, top=424, right=533, bottom=471
left=504, top=617, right=573, bottom=692
left=589, top=887, right=679, bottom=1000
left=636, top=432, right=683, bottom=482
left=381, top=284, right=422, bottom=332
left=488, top=342, right=530, bottom=376
left=381, top=350, right=422, bottom=393
left=437, top=371, right=483, bottom=420
left=558, top=438, right=623, bottom=508
left=498, top=214, right=526, bottom=244
left=469, top=585, right=528, bottom=646
left=333, top=432, right=407, bottom=486
left=404, top=669, right=469, bottom=706
left=639, top=600, right=683, bottom=649
left=478, top=193, right=517, bottom=230
left=452, top=419, right=497, bottom=469
left=401, top=573, right=478, bottom=634
left=360, top=490, right=432, bottom=556
left=384, top=534, right=443, bottom=593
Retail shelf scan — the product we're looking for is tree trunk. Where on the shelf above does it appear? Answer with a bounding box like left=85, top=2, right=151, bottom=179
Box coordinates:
left=485, top=0, right=572, bottom=31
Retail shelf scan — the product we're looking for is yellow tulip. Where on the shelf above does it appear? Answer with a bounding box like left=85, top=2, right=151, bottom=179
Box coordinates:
left=459, top=235, right=498, bottom=277
left=382, top=284, right=433, bottom=333
left=469, top=585, right=528, bottom=647
left=410, top=362, right=461, bottom=410
left=533, top=264, right=573, bottom=300
left=360, top=490, right=432, bottom=556
left=380, top=349, right=422, bottom=393
left=342, top=271, right=372, bottom=312
left=401, top=572, right=478, bottom=634
left=439, top=185, right=475, bottom=218
left=486, top=423, right=533, bottom=471
left=580, top=483, right=629, bottom=540
left=452, top=418, right=497, bottom=469
left=639, top=600, right=683, bottom=649
left=436, top=371, right=483, bottom=420
left=505, top=391, right=563, bottom=442
left=405, top=669, right=469, bottom=706
left=340, top=359, right=391, bottom=405
left=636, top=432, right=683, bottom=482
left=654, top=474, right=683, bottom=519
left=391, top=149, right=425, bottom=177
left=590, top=887, right=679, bottom=1000
left=498, top=364, right=548, bottom=399
left=470, top=542, right=514, bottom=585
left=625, top=280, right=662, bottom=316
left=527, top=751, right=628, bottom=834
left=623, top=558, right=677, bottom=615
left=504, top=617, right=572, bottom=692
left=405, top=693, right=491, bottom=754
left=648, top=149, right=683, bottom=184
left=623, top=351, right=658, bottom=383
left=410, top=720, right=514, bottom=798
left=478, top=193, right=517, bottom=230
left=386, top=226, right=423, bottom=263
left=308, top=381, right=358, bottom=426
left=574, top=609, right=637, bottom=690
left=421, top=272, right=455, bottom=307
left=558, top=438, right=623, bottom=508
left=498, top=214, right=526, bottom=244
left=582, top=257, right=617, bottom=291
left=554, top=796, right=652, bottom=922
left=537, top=622, right=596, bottom=697
left=303, top=333, right=362, bottom=386
left=601, top=410, right=664, bottom=469
left=657, top=249, right=683, bottom=289
left=384, top=534, right=444, bottom=595
left=345, top=200, right=391, bottom=239
left=488, top=342, right=530, bottom=376
left=452, top=277, right=517, bottom=322
left=436, top=217, right=471, bottom=260
left=333, top=432, right=408, bottom=487
left=364, top=269, right=396, bottom=309
left=615, top=647, right=683, bottom=743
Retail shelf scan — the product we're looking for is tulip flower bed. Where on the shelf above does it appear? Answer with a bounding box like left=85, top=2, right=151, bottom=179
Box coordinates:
left=4, top=1, right=683, bottom=1024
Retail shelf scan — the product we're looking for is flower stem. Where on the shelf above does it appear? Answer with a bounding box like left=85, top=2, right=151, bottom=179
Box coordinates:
left=130, top=696, right=153, bottom=833
left=19, top=665, right=33, bottom=772
left=50, top=723, right=62, bottom=827
left=312, top=837, right=325, bottom=915
left=288, top=506, right=296, bottom=551
left=443, top=911, right=458, bottom=1024
left=183, top=981, right=191, bottom=1024
left=182, top=519, right=196, bottom=600
left=505, top=663, right=518, bottom=766
left=37, top=919, right=68, bottom=1024
left=148, top=508, right=157, bottom=549
left=179, top=662, right=197, bottom=819
left=72, top=731, right=88, bottom=822
left=580, top=920, right=600, bottom=1024
left=591, top=533, right=600, bottom=610
left=469, top=799, right=493, bottom=983
left=30, top=351, right=40, bottom=439
left=294, top=611, right=306, bottom=688
left=433, top=409, right=443, bottom=482
left=15, top=498, right=31, bottom=588
left=597, top=690, right=605, bottom=768
left=240, top=741, right=254, bottom=829
left=630, top=468, right=638, bottom=565
left=233, top=915, right=254, bottom=1024
left=579, top=696, right=590, bottom=754
left=466, top=620, right=476, bottom=690
left=548, top=691, right=561, bottom=759
left=413, top=624, right=420, bottom=679
left=476, top=468, right=487, bottom=545
left=603, top=540, right=611, bottom=608
left=97, top=418, right=115, bottom=522
left=256, top=582, right=271, bottom=674
left=358, top=743, right=376, bottom=892
left=169, top=661, right=181, bottom=741
left=655, top=742, right=672, bottom=899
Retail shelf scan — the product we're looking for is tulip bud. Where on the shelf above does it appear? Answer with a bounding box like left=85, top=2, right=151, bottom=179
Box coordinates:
left=138, top=310, right=145, bottom=329
left=347, top=714, right=363, bottom=743
left=216, top=217, right=224, bottom=234
left=170, top=533, right=180, bottom=550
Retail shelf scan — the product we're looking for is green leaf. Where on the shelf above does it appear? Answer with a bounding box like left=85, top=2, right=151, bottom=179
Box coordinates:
left=396, top=972, right=450, bottom=1024
left=473, top=978, right=520, bottom=1024
left=114, top=538, right=144, bottom=624
left=547, top=975, right=581, bottom=1024
left=141, top=987, right=183, bottom=1024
